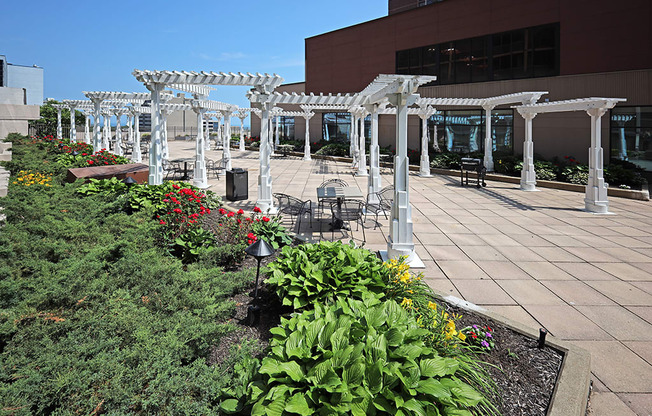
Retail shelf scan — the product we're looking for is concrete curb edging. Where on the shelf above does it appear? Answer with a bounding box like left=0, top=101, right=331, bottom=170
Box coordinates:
left=437, top=293, right=591, bottom=416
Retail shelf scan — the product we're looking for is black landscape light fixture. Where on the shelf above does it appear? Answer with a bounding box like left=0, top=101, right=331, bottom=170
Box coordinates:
left=122, top=176, right=138, bottom=187
left=72, top=151, right=79, bottom=156
left=538, top=328, right=547, bottom=349
left=244, top=238, right=275, bottom=326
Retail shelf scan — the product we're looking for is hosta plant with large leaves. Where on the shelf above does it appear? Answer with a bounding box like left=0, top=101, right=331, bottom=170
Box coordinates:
left=236, top=297, right=492, bottom=416
left=265, top=241, right=389, bottom=310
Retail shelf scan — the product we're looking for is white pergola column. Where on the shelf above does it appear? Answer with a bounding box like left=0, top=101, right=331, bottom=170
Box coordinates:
left=585, top=108, right=610, bottom=214
left=238, top=113, right=247, bottom=151
left=302, top=112, right=314, bottom=161
left=483, top=104, right=495, bottom=172
left=55, top=107, right=63, bottom=140
left=132, top=112, right=142, bottom=163
left=84, top=112, right=91, bottom=144
left=222, top=110, right=233, bottom=170
left=351, top=114, right=360, bottom=169
left=193, top=107, right=209, bottom=188
left=386, top=92, right=423, bottom=267
left=69, top=106, right=76, bottom=142
left=418, top=106, right=436, bottom=177
left=366, top=105, right=382, bottom=204
left=349, top=114, right=356, bottom=157
left=357, top=112, right=368, bottom=176
left=518, top=111, right=537, bottom=191
left=214, top=114, right=222, bottom=149
left=203, top=114, right=212, bottom=151
left=256, top=102, right=277, bottom=213
left=127, top=114, right=134, bottom=144
left=102, top=112, right=111, bottom=151
left=114, top=112, right=124, bottom=156
left=92, top=100, right=102, bottom=151
left=161, top=112, right=169, bottom=160
left=274, top=115, right=280, bottom=148
left=148, top=83, right=165, bottom=185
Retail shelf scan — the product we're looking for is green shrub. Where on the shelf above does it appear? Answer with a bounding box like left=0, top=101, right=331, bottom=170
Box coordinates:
left=493, top=155, right=522, bottom=176
left=250, top=215, right=293, bottom=249
left=315, top=143, right=349, bottom=157
left=534, top=160, right=557, bottom=181
left=559, top=164, right=589, bottom=185
left=229, top=298, right=488, bottom=416
left=605, top=160, right=646, bottom=189
left=430, top=152, right=462, bottom=170
left=265, top=241, right=389, bottom=310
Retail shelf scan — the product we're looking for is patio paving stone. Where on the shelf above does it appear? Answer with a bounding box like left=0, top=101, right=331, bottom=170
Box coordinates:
left=541, top=281, right=616, bottom=305
left=587, top=392, right=637, bottom=416
left=555, top=262, right=619, bottom=281
left=586, top=281, right=652, bottom=306
left=482, top=305, right=542, bottom=329
left=515, top=261, right=576, bottom=280
left=495, top=246, right=547, bottom=262
left=594, top=262, right=652, bottom=282
left=525, top=305, right=613, bottom=340
left=623, top=342, right=652, bottom=366
left=496, top=280, right=566, bottom=305
left=475, top=260, right=533, bottom=280
left=626, top=306, right=652, bottom=324
left=574, top=341, right=652, bottom=393
left=615, top=394, right=652, bottom=416
left=437, top=260, right=491, bottom=280
left=575, top=306, right=652, bottom=341
left=452, top=279, right=516, bottom=305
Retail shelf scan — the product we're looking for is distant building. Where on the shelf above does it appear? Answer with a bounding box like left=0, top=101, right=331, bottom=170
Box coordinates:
left=0, top=55, right=44, bottom=105
left=0, top=54, right=41, bottom=138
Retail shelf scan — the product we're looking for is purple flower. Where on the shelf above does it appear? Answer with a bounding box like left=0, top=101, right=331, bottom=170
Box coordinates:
left=486, top=332, right=492, bottom=338
left=481, top=340, right=490, bottom=348
left=472, top=325, right=478, bottom=329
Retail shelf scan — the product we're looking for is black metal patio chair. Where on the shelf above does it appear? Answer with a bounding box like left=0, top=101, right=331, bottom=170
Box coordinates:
left=330, top=199, right=366, bottom=243
left=273, top=193, right=313, bottom=230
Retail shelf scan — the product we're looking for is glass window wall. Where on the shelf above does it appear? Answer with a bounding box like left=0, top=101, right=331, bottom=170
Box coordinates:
left=322, top=112, right=351, bottom=142
left=610, top=106, right=652, bottom=172
left=427, top=109, right=513, bottom=154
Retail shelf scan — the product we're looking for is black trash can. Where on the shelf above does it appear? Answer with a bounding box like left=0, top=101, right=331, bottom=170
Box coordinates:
left=226, top=168, right=248, bottom=201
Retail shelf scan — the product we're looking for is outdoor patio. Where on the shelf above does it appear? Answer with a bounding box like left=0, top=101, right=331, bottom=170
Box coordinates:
left=168, top=139, right=652, bottom=415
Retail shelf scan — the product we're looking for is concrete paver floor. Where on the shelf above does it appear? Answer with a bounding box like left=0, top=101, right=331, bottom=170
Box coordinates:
left=170, top=142, right=652, bottom=415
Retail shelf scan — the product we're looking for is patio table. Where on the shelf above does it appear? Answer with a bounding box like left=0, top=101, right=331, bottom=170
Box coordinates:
left=170, top=157, right=195, bottom=180
left=316, top=185, right=363, bottom=230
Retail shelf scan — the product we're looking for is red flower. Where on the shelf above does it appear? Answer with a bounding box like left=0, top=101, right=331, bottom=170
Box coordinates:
left=173, top=208, right=182, bottom=214
left=218, top=208, right=227, bottom=215
left=227, top=212, right=234, bottom=217
left=471, top=333, right=477, bottom=339
left=247, top=233, right=256, bottom=239
left=487, top=327, right=492, bottom=332
left=159, top=220, right=166, bottom=225
left=262, top=216, right=270, bottom=222
left=253, top=206, right=262, bottom=213
left=88, top=160, right=94, bottom=164
left=237, top=209, right=244, bottom=215
left=248, top=239, right=253, bottom=244
left=172, top=184, right=180, bottom=189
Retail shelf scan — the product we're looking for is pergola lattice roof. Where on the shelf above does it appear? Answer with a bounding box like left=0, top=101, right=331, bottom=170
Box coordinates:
left=417, top=91, right=547, bottom=108
left=83, top=91, right=152, bottom=101
left=132, top=70, right=284, bottom=93
left=514, top=97, right=626, bottom=114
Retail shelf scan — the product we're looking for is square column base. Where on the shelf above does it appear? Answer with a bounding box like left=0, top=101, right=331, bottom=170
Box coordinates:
left=379, top=249, right=426, bottom=269
left=584, top=198, right=611, bottom=214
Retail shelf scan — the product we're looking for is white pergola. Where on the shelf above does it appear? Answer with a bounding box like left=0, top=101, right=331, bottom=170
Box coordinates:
left=234, top=108, right=254, bottom=152
left=514, top=97, right=626, bottom=214
left=418, top=92, right=547, bottom=171
left=83, top=92, right=152, bottom=152
left=50, top=104, right=67, bottom=140
left=61, top=99, right=95, bottom=143
left=132, top=70, right=284, bottom=190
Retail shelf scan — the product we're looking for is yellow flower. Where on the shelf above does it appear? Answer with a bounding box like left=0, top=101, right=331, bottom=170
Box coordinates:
left=458, top=332, right=466, bottom=341
left=427, top=301, right=437, bottom=311
left=400, top=297, right=413, bottom=309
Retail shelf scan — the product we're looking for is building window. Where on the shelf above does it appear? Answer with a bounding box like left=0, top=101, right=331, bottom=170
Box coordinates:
left=610, top=106, right=652, bottom=172
left=322, top=112, right=352, bottom=142
left=396, top=23, right=559, bottom=84
left=276, top=116, right=295, bottom=140
left=428, top=109, right=513, bottom=154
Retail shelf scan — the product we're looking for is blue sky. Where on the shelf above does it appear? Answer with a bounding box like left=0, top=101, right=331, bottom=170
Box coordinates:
left=1, top=0, right=386, bottom=112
